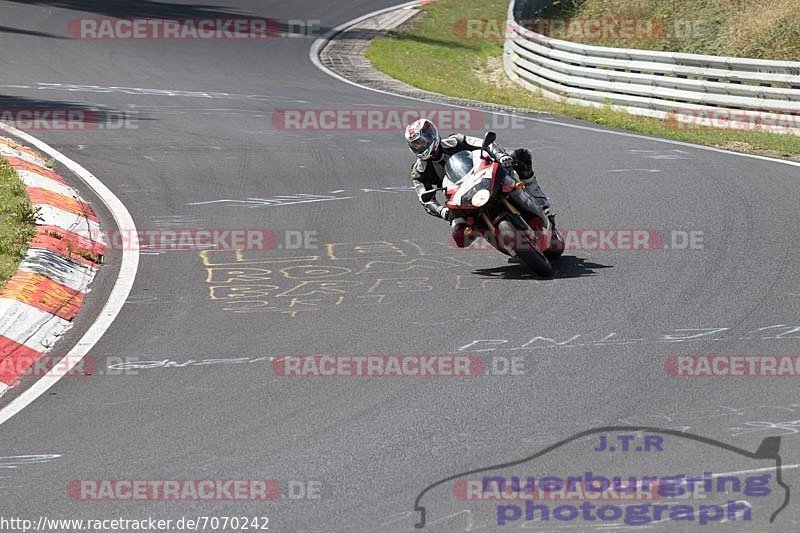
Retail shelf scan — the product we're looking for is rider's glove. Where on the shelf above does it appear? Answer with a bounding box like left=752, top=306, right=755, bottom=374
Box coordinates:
left=438, top=206, right=453, bottom=221
left=499, top=154, right=514, bottom=168
left=424, top=203, right=441, bottom=217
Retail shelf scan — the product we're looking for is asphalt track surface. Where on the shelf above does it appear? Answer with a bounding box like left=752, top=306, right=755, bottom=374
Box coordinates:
left=1, top=1, right=800, bottom=531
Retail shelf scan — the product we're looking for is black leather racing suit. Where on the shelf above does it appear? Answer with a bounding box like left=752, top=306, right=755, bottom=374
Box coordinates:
left=410, top=133, right=552, bottom=248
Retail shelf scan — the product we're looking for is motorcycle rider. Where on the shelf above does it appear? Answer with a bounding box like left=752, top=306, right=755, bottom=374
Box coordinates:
left=404, top=118, right=556, bottom=249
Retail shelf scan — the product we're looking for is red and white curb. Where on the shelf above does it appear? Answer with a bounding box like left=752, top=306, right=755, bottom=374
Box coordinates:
left=0, top=123, right=137, bottom=425
left=0, top=137, right=105, bottom=395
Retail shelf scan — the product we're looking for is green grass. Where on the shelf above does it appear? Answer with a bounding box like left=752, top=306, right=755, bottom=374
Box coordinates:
left=0, top=158, right=37, bottom=288
left=558, top=0, right=800, bottom=60
left=365, top=0, right=800, bottom=159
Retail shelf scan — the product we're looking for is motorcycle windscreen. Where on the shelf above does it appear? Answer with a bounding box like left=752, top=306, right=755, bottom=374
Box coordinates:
left=444, top=150, right=476, bottom=184
left=452, top=169, right=494, bottom=207
left=447, top=150, right=494, bottom=207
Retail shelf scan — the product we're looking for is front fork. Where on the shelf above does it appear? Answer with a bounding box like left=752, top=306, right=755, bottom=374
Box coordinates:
left=461, top=176, right=550, bottom=253
left=497, top=194, right=552, bottom=252
left=463, top=200, right=549, bottom=257
left=504, top=178, right=547, bottom=222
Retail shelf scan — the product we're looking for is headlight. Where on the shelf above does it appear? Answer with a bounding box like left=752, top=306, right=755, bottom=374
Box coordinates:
left=471, top=189, right=490, bottom=207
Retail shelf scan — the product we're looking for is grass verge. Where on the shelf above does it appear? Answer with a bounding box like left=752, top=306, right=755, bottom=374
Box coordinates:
left=0, top=157, right=37, bottom=288
left=365, top=0, right=800, bottom=160
left=558, top=0, right=800, bottom=60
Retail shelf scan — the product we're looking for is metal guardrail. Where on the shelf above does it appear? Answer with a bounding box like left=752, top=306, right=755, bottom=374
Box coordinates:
left=504, top=0, right=800, bottom=134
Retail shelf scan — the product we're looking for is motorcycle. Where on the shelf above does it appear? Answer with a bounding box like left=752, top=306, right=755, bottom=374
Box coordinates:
left=424, top=132, right=564, bottom=276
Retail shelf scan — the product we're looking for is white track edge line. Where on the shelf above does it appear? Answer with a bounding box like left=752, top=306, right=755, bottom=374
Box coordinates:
left=308, top=2, right=800, bottom=169
left=0, top=122, right=139, bottom=425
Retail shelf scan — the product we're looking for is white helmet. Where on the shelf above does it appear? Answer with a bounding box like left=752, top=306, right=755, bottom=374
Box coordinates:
left=404, top=118, right=440, bottom=160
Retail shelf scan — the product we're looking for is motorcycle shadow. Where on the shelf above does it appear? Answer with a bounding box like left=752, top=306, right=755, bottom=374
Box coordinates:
left=471, top=255, right=612, bottom=280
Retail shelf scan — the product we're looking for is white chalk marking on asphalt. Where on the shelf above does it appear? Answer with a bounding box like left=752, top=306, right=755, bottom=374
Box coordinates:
left=35, top=82, right=275, bottom=101
left=0, top=454, right=62, bottom=468
left=0, top=122, right=139, bottom=425
left=309, top=2, right=800, bottom=169
left=725, top=463, right=800, bottom=475
left=187, top=194, right=352, bottom=207
left=609, top=169, right=661, bottom=173
left=631, top=463, right=800, bottom=489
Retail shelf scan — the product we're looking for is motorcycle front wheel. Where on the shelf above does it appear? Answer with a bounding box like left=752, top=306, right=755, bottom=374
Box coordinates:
left=497, top=219, right=552, bottom=276
left=545, top=227, right=565, bottom=261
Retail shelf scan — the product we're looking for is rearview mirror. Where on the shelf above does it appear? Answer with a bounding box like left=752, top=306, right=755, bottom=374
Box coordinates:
left=482, top=131, right=496, bottom=149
